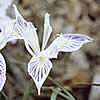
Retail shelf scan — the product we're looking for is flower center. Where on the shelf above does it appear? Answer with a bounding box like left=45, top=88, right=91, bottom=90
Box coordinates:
left=39, top=56, right=43, bottom=60
left=39, top=56, right=44, bottom=63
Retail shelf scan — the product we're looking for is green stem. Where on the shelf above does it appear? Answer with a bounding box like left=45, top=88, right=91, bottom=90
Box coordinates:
left=48, top=76, right=66, bottom=90
left=42, top=86, right=54, bottom=90
left=63, top=53, right=71, bottom=73
left=42, top=86, right=71, bottom=91
left=22, top=79, right=33, bottom=100
left=1, top=91, right=8, bottom=100
left=42, top=86, right=71, bottom=99
left=52, top=88, right=71, bottom=100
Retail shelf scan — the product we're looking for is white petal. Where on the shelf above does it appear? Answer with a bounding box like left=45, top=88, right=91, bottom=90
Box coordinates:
left=58, top=33, right=93, bottom=52
left=0, top=20, right=23, bottom=50
left=0, top=0, right=13, bottom=47
left=42, top=13, right=52, bottom=50
left=0, top=68, right=6, bottom=91
left=5, top=20, right=23, bottom=41
left=26, top=22, right=40, bottom=54
left=0, top=0, right=13, bottom=27
left=24, top=42, right=35, bottom=56
left=13, top=5, right=40, bottom=55
left=0, top=16, right=12, bottom=28
left=0, top=53, right=6, bottom=91
left=13, top=5, right=24, bottom=20
left=28, top=56, right=52, bottom=95
left=0, top=0, right=13, bottom=11
left=0, top=53, right=6, bottom=72
left=44, top=33, right=93, bottom=59
left=10, top=39, right=17, bottom=45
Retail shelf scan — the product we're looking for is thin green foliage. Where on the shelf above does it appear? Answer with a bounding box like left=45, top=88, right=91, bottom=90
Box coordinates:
left=51, top=90, right=58, bottom=100
left=48, top=76, right=75, bottom=100
left=1, top=91, right=8, bottom=100
left=23, top=79, right=33, bottom=100
left=51, top=88, right=70, bottom=100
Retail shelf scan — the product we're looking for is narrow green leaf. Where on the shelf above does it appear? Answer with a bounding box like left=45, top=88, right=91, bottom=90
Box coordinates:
left=51, top=88, right=71, bottom=100
left=50, top=90, right=57, bottom=100
left=48, top=76, right=75, bottom=100
left=1, top=91, right=8, bottom=100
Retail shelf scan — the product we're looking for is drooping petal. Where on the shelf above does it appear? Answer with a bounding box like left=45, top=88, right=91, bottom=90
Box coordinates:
left=42, top=13, right=52, bottom=50
left=0, top=53, right=6, bottom=91
left=28, top=56, right=52, bottom=95
left=44, top=33, right=93, bottom=59
left=13, top=5, right=40, bottom=55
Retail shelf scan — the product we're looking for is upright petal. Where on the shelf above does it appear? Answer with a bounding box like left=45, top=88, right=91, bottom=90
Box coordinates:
left=0, top=53, right=6, bottom=91
left=13, top=5, right=40, bottom=55
left=44, top=33, right=93, bottom=59
left=28, top=55, right=52, bottom=95
left=42, top=13, right=52, bottom=50
left=13, top=5, right=24, bottom=21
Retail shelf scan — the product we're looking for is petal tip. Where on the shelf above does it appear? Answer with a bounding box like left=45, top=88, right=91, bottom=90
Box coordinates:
left=85, top=36, right=94, bottom=43
left=13, top=4, right=17, bottom=11
left=13, top=4, right=16, bottom=8
left=45, top=13, right=50, bottom=16
left=37, top=87, right=41, bottom=95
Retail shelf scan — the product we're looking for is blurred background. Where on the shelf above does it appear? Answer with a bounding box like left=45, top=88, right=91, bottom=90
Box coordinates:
left=0, top=0, right=100, bottom=100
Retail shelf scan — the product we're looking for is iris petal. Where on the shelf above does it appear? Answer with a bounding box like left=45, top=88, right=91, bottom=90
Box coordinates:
left=42, top=13, right=52, bottom=50
left=28, top=56, right=52, bottom=95
left=0, top=53, right=6, bottom=91
left=44, top=33, right=93, bottom=59
left=13, top=5, right=40, bottom=55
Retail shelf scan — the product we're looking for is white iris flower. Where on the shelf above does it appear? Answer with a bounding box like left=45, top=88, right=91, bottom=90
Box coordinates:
left=0, top=0, right=24, bottom=92
left=13, top=5, right=93, bottom=95
left=0, top=20, right=23, bottom=92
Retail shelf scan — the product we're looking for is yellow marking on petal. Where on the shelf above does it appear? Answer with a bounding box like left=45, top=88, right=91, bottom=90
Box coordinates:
left=39, top=56, right=44, bottom=63
left=39, top=56, right=43, bottom=60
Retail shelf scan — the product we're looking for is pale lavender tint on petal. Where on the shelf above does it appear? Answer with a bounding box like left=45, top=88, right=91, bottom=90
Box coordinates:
left=43, top=33, right=93, bottom=59
left=56, top=33, right=93, bottom=53
left=63, top=33, right=93, bottom=43
left=16, top=17, right=28, bottom=31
